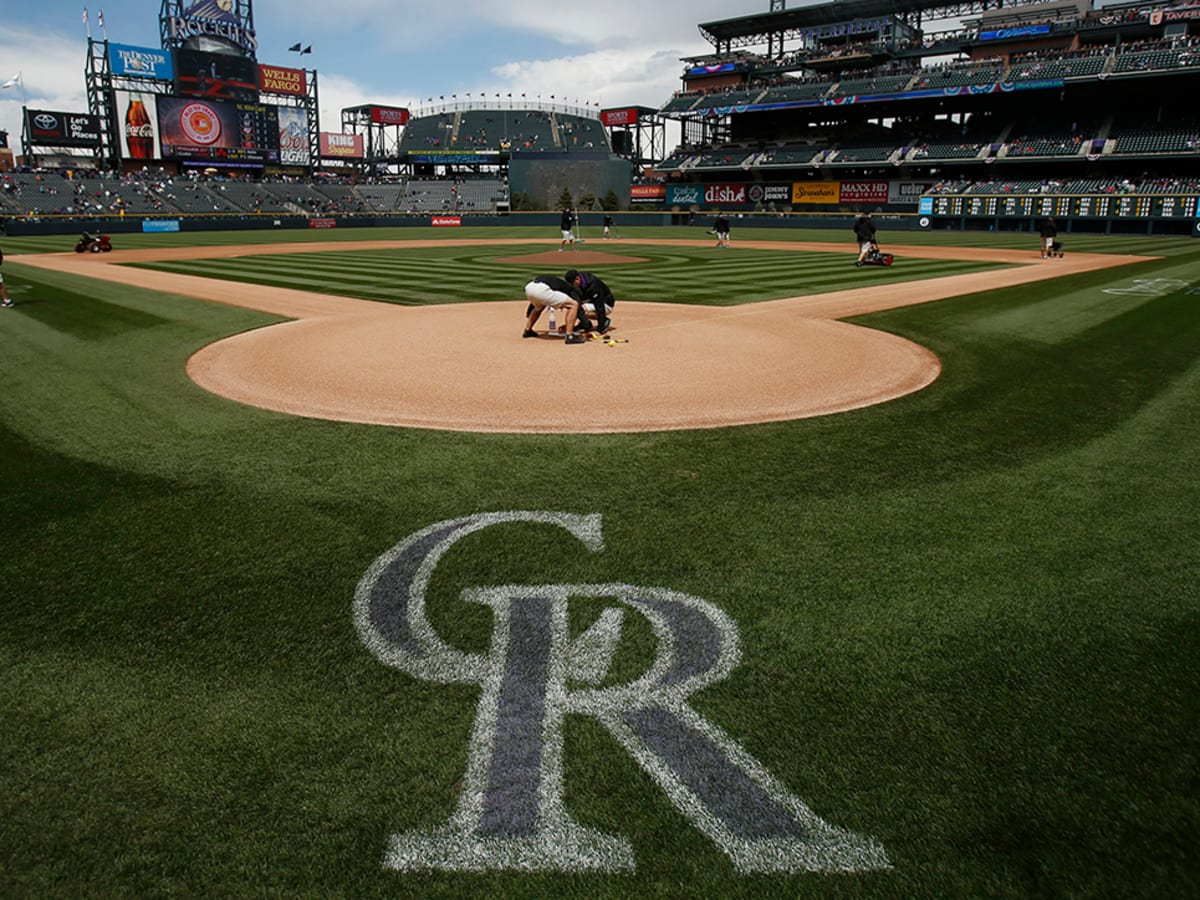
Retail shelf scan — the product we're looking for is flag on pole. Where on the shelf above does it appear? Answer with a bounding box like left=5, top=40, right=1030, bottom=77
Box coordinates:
left=288, top=42, right=302, bottom=52
left=301, top=45, right=312, bottom=55
left=97, top=8, right=104, bottom=28
left=82, top=6, right=88, bottom=24
left=1, top=73, right=20, bottom=89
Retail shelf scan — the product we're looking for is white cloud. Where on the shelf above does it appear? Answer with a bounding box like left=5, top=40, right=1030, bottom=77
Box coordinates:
left=0, top=24, right=91, bottom=150
left=491, top=47, right=688, bottom=110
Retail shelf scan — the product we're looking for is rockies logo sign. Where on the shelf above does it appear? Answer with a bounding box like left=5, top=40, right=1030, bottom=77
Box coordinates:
left=354, top=512, right=889, bottom=873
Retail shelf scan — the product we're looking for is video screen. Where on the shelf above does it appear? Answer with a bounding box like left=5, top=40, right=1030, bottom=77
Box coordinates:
left=157, top=96, right=280, bottom=164
left=175, top=48, right=259, bottom=102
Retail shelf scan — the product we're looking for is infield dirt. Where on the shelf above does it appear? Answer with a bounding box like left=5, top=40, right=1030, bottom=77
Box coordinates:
left=17, top=239, right=1150, bottom=433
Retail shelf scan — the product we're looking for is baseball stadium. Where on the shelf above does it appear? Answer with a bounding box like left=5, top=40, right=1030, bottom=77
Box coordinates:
left=1, top=0, right=1198, bottom=896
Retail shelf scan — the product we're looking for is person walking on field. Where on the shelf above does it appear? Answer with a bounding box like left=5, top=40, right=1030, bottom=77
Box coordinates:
left=853, top=212, right=877, bottom=266
left=559, top=207, right=577, bottom=251
left=713, top=211, right=731, bottom=248
left=1039, top=216, right=1058, bottom=259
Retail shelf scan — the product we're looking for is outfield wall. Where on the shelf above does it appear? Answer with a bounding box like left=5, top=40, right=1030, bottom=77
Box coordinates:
left=4, top=209, right=1198, bottom=238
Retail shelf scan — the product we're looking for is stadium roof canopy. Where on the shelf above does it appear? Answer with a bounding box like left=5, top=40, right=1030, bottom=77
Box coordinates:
left=697, top=0, right=1069, bottom=48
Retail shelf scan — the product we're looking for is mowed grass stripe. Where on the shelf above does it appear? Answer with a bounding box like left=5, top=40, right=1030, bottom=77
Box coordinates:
left=132, top=243, right=1014, bottom=307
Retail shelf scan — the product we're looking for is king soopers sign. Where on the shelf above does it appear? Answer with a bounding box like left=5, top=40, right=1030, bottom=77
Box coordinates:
left=354, top=512, right=890, bottom=873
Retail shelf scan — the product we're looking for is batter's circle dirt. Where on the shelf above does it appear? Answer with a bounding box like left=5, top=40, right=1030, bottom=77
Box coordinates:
left=16, top=239, right=1150, bottom=433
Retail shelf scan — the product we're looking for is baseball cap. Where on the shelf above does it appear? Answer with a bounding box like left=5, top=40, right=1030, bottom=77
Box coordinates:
left=565, top=269, right=579, bottom=282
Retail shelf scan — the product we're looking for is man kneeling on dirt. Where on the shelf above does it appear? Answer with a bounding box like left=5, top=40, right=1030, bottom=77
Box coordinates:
left=523, top=274, right=584, bottom=342
left=565, top=268, right=614, bottom=334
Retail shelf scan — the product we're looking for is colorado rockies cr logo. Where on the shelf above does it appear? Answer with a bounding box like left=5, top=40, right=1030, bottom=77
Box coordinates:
left=354, top=512, right=889, bottom=873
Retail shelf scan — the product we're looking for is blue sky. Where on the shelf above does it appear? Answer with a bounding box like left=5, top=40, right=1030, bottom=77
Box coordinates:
left=0, top=0, right=768, bottom=152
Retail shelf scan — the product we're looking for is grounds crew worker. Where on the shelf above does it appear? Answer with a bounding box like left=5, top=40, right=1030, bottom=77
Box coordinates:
left=566, top=268, right=614, bottom=334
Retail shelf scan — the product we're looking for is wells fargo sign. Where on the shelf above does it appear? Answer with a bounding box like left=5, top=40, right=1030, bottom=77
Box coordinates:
left=258, top=64, right=306, bottom=96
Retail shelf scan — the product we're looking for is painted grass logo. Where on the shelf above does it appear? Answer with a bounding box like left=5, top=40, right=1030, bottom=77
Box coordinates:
left=1102, top=278, right=1189, bottom=296
left=354, top=512, right=890, bottom=874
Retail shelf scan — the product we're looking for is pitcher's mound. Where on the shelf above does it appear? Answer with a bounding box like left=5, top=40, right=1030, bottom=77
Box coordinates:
left=494, top=250, right=648, bottom=266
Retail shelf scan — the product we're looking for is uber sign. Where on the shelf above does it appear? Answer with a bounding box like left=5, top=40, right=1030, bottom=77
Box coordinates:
left=355, top=512, right=890, bottom=873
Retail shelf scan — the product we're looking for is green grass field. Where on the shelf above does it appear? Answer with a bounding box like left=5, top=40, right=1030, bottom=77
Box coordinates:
left=1, top=226, right=1198, bottom=897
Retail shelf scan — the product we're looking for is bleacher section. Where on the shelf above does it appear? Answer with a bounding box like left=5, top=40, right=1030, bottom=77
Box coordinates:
left=829, top=74, right=915, bottom=96
left=690, top=88, right=768, bottom=112
left=756, top=80, right=833, bottom=103
left=1111, top=127, right=1200, bottom=154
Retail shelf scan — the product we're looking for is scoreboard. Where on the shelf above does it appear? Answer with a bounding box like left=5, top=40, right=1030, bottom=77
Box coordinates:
left=927, top=194, right=1200, bottom=219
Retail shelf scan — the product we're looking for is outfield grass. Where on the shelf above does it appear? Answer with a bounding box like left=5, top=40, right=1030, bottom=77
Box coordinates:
left=1, top=227, right=1198, bottom=897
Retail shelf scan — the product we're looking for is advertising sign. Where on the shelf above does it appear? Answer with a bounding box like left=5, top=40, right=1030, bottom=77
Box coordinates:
left=165, top=0, right=258, bottom=54
left=747, top=184, right=792, bottom=204
left=109, top=43, right=174, bottom=80
left=158, top=96, right=280, bottom=164
left=703, top=183, right=747, bottom=205
left=276, top=106, right=310, bottom=166
left=630, top=184, right=666, bottom=202
left=258, top=64, right=307, bottom=97
left=887, top=181, right=934, bottom=207
left=791, top=182, right=839, bottom=204
left=666, top=184, right=702, bottom=206
left=839, top=180, right=889, bottom=205
left=431, top=216, right=462, bottom=226
left=319, top=132, right=365, bottom=158
left=370, top=106, right=409, bottom=126
left=25, top=109, right=102, bottom=148
left=114, top=91, right=162, bottom=160
left=175, top=48, right=259, bottom=102
left=142, top=219, right=181, bottom=232
left=601, top=108, right=639, bottom=127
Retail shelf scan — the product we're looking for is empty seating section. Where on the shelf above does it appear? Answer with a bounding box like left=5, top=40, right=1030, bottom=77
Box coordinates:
left=691, top=88, right=767, bottom=111
left=654, top=150, right=698, bottom=171
left=661, top=93, right=702, bottom=113
left=964, top=179, right=1045, bottom=194
left=1007, top=56, right=1108, bottom=80
left=503, top=110, right=556, bottom=151
left=832, top=145, right=894, bottom=163
left=756, top=146, right=823, bottom=166
left=556, top=114, right=609, bottom=151
left=1114, top=47, right=1200, bottom=72
left=1006, top=136, right=1085, bottom=156
left=830, top=74, right=914, bottom=95
left=916, top=65, right=1002, bottom=88
left=757, top=81, right=832, bottom=103
left=398, top=114, right=455, bottom=151
left=919, top=142, right=983, bottom=159
left=693, top=148, right=755, bottom=168
left=1112, top=127, right=1200, bottom=154
left=356, top=185, right=406, bottom=211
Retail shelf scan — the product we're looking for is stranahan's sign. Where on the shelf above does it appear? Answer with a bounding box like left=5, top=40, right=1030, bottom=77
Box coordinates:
left=165, top=0, right=258, bottom=55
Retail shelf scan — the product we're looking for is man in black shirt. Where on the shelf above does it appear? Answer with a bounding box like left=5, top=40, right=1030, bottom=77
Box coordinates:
left=853, top=213, right=877, bottom=266
left=565, top=268, right=614, bottom=334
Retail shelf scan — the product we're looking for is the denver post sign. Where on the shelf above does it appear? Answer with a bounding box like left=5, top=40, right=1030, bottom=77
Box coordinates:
left=354, top=512, right=890, bottom=873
